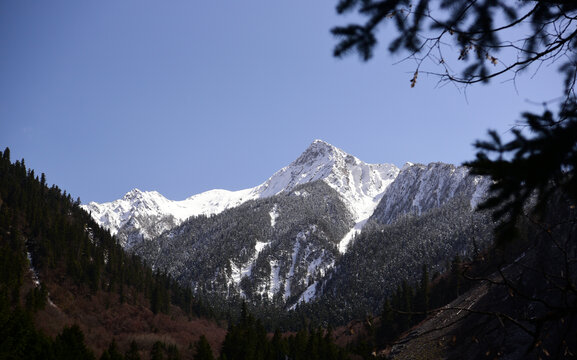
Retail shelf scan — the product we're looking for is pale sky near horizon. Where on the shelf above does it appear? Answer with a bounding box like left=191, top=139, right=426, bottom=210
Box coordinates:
left=0, top=1, right=564, bottom=203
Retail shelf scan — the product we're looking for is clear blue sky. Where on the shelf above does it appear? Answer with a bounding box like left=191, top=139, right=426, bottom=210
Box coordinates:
left=0, top=1, right=563, bottom=203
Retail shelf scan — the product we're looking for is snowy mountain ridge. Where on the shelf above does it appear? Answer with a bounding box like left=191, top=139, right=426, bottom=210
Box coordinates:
left=84, top=188, right=253, bottom=237
left=369, top=161, right=491, bottom=226
left=82, top=140, right=399, bottom=248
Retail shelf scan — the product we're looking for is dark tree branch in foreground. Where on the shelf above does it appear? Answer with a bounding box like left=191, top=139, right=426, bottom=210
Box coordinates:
left=332, top=0, right=577, bottom=94
left=465, top=99, right=577, bottom=241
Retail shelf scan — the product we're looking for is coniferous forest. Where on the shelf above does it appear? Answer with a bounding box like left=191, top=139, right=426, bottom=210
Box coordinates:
left=0, top=147, right=215, bottom=358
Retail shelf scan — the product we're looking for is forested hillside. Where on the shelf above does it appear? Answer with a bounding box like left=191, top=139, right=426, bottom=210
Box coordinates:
left=0, top=147, right=225, bottom=359
left=286, top=194, right=493, bottom=327
left=133, top=180, right=354, bottom=313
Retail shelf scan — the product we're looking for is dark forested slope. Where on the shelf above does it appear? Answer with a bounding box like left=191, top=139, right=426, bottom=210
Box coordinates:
left=0, top=148, right=225, bottom=359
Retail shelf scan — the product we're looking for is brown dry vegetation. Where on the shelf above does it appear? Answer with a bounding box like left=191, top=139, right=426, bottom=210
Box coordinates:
left=29, top=267, right=226, bottom=359
left=333, top=317, right=376, bottom=348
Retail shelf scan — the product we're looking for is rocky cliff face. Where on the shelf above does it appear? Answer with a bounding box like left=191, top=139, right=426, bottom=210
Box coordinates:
left=370, top=162, right=491, bottom=226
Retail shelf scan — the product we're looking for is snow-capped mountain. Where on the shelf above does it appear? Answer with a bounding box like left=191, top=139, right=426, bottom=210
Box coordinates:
left=82, top=140, right=398, bottom=249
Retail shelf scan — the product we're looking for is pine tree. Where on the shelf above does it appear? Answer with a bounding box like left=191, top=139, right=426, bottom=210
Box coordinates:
left=415, top=264, right=430, bottom=316
left=2, top=147, right=10, bottom=162
left=101, top=339, right=124, bottom=360
left=125, top=340, right=141, bottom=360
left=193, top=335, right=214, bottom=360
left=150, top=341, right=165, bottom=360
left=53, top=325, right=95, bottom=360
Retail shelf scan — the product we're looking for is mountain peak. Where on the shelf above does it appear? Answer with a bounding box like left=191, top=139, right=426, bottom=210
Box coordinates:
left=255, top=141, right=399, bottom=224
left=310, top=139, right=335, bottom=148
left=122, top=188, right=164, bottom=202
left=294, top=140, right=345, bottom=168
left=123, top=188, right=143, bottom=199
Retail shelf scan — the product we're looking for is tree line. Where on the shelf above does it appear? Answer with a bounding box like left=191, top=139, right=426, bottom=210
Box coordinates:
left=191, top=301, right=350, bottom=360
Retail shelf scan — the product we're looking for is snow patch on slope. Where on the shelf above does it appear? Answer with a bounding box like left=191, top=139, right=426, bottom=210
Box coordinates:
left=230, top=239, right=270, bottom=294
left=269, top=261, right=282, bottom=299
left=269, top=204, right=279, bottom=228
left=338, top=218, right=369, bottom=253
left=290, top=282, right=318, bottom=310
left=470, top=176, right=491, bottom=209
left=284, top=232, right=303, bottom=300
